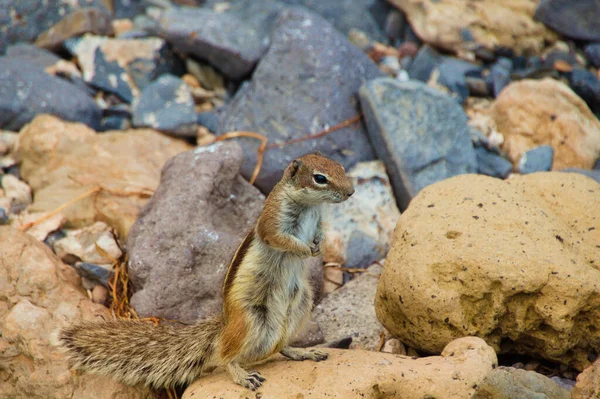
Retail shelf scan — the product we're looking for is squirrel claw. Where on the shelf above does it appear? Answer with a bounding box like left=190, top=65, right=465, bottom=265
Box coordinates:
left=310, top=244, right=321, bottom=256
left=243, top=371, right=265, bottom=391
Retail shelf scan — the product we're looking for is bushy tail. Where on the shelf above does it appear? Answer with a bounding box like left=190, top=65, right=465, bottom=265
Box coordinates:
left=60, top=317, right=223, bottom=389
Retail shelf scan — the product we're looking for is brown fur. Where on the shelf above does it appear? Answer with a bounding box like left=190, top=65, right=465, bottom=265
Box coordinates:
left=59, top=153, right=354, bottom=391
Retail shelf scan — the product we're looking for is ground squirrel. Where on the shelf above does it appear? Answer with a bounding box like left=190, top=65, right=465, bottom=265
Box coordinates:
left=60, top=153, right=355, bottom=391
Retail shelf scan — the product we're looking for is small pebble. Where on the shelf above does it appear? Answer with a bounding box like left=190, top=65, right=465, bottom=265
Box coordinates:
left=382, top=338, right=407, bottom=355
left=519, top=145, right=554, bottom=174
left=92, top=285, right=109, bottom=305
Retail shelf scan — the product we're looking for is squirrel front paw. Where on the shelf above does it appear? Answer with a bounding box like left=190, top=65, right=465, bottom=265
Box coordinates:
left=310, top=236, right=322, bottom=256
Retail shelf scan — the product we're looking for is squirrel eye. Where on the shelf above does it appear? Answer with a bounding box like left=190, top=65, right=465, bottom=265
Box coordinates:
left=313, top=174, right=328, bottom=184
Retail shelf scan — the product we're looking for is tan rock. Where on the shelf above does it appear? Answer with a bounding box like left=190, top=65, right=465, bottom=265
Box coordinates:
left=1, top=174, right=32, bottom=211
left=0, top=227, right=152, bottom=399
left=322, top=266, right=343, bottom=293
left=490, top=78, right=600, bottom=170
left=313, top=264, right=385, bottom=350
left=388, top=0, right=556, bottom=56
left=183, top=337, right=497, bottom=399
left=16, top=114, right=191, bottom=237
left=473, top=366, right=570, bottom=399
left=382, top=338, right=407, bottom=355
left=10, top=211, right=66, bottom=242
left=323, top=161, right=400, bottom=268
left=375, top=173, right=600, bottom=370
left=571, top=358, right=600, bottom=399
left=54, top=221, right=122, bottom=265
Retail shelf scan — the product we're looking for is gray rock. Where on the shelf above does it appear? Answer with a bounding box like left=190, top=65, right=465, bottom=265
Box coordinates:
left=154, top=2, right=285, bottom=80
left=585, top=43, right=600, bottom=68
left=128, top=141, right=265, bottom=323
left=535, top=0, right=600, bottom=42
left=279, top=0, right=386, bottom=42
left=489, top=57, right=513, bottom=97
left=114, top=0, right=146, bottom=19
left=218, top=8, right=382, bottom=193
left=518, top=145, right=554, bottom=174
left=72, top=262, right=114, bottom=288
left=550, top=376, right=576, bottom=391
left=312, top=264, right=385, bottom=351
left=359, top=78, right=477, bottom=210
left=475, top=147, right=513, bottom=179
left=561, top=169, right=600, bottom=183
left=437, top=57, right=482, bottom=103
left=0, top=0, right=109, bottom=53
left=408, top=45, right=441, bottom=82
left=473, top=366, right=570, bottom=399
left=568, top=68, right=600, bottom=116
left=5, top=44, right=61, bottom=68
left=66, top=34, right=183, bottom=96
left=0, top=57, right=102, bottom=131
left=132, top=74, right=197, bottom=137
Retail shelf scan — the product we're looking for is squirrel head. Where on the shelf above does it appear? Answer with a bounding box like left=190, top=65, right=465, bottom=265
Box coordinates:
left=283, top=153, right=355, bottom=205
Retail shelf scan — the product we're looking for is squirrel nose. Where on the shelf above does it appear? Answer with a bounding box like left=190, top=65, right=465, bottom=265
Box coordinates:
left=347, top=189, right=355, bottom=197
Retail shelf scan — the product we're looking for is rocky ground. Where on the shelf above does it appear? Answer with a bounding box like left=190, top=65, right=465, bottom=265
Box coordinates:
left=1, top=0, right=600, bottom=398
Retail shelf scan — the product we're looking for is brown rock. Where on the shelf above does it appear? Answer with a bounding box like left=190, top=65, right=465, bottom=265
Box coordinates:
left=127, top=141, right=265, bottom=323
left=490, top=78, right=600, bottom=170
left=183, top=337, right=497, bottom=398
left=388, top=0, right=556, bottom=56
left=313, top=264, right=385, bottom=350
left=35, top=8, right=114, bottom=51
left=571, top=358, right=600, bottom=399
left=376, top=173, right=600, bottom=370
left=1, top=174, right=32, bottom=211
left=16, top=114, right=191, bottom=238
left=0, top=227, right=152, bottom=399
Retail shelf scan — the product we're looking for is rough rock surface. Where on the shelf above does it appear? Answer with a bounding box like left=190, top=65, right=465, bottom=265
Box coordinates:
left=132, top=74, right=197, bottom=137
left=490, top=79, right=600, bottom=171
left=359, top=78, right=477, bottom=210
left=535, top=0, right=600, bottom=42
left=388, top=0, right=555, bottom=56
left=218, top=7, right=382, bottom=193
left=0, top=57, right=102, bottom=131
left=183, top=337, right=497, bottom=398
left=323, top=161, right=400, bottom=269
left=313, top=264, right=385, bottom=350
left=0, top=0, right=109, bottom=53
left=0, top=227, right=152, bottom=399
left=154, top=2, right=284, bottom=80
left=16, top=115, right=191, bottom=238
left=571, top=358, right=600, bottom=399
left=127, top=142, right=265, bottom=323
left=375, top=173, right=600, bottom=370
left=473, top=367, right=570, bottom=399
left=67, top=34, right=181, bottom=100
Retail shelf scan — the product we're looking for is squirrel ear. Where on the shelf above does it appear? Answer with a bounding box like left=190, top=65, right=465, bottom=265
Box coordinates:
left=289, top=159, right=302, bottom=178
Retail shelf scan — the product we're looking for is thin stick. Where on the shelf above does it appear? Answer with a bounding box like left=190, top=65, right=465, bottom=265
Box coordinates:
left=19, top=186, right=101, bottom=231
left=216, top=131, right=268, bottom=184
left=266, top=114, right=362, bottom=149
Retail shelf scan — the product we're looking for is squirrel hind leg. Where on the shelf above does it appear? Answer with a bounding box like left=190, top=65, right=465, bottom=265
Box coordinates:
left=280, top=346, right=328, bottom=362
left=226, top=362, right=265, bottom=391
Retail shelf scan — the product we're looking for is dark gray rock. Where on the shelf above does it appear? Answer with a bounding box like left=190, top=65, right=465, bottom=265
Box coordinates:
left=66, top=35, right=183, bottom=95
left=437, top=58, right=482, bottom=103
left=0, top=57, right=102, bottom=131
left=585, top=44, right=600, bottom=68
left=0, top=0, right=109, bottom=53
left=0, top=208, right=7, bottom=225
left=408, top=45, right=441, bottom=82
left=197, top=111, right=220, bottom=133
left=127, top=141, right=266, bottom=323
left=73, top=262, right=115, bottom=288
left=568, top=68, right=600, bottom=116
left=489, top=57, right=513, bottom=97
left=114, top=0, right=146, bottom=19
left=132, top=74, right=197, bottom=137
left=543, top=50, right=581, bottom=70
left=475, top=146, right=513, bottom=179
left=154, top=2, right=285, bottom=80
left=473, top=367, right=570, bottom=399
left=345, top=230, right=384, bottom=270
left=359, top=78, right=477, bottom=210
left=218, top=8, right=382, bottom=193
left=280, top=0, right=386, bottom=42
left=561, top=169, right=600, bottom=183
left=535, top=0, right=600, bottom=41
left=43, top=229, right=67, bottom=252
left=384, top=9, right=406, bottom=44
left=5, top=44, right=61, bottom=68
left=518, top=145, right=554, bottom=174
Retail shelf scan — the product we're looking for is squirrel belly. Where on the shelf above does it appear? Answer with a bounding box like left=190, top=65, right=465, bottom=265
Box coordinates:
left=59, top=153, right=355, bottom=391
